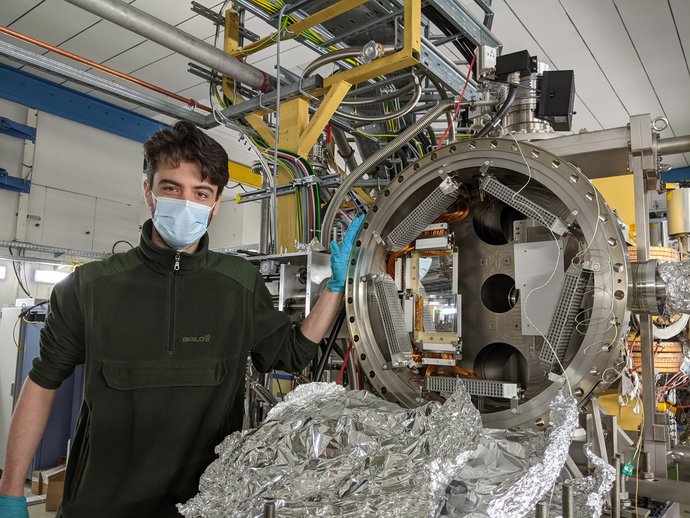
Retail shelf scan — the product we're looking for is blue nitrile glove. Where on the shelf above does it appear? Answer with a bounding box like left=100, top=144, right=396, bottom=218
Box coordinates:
left=327, top=214, right=365, bottom=293
left=0, top=495, right=29, bottom=518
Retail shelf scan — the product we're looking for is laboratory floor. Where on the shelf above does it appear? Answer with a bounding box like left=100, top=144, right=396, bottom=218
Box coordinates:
left=24, top=486, right=55, bottom=518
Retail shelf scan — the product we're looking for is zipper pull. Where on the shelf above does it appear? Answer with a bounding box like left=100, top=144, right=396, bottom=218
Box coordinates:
left=174, top=253, right=180, bottom=272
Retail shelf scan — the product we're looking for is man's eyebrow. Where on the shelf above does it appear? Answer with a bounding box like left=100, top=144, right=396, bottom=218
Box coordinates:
left=194, top=185, right=214, bottom=193
left=158, top=179, right=182, bottom=187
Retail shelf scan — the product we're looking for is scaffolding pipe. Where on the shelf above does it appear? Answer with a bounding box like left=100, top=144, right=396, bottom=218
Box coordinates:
left=64, top=0, right=272, bottom=91
left=320, top=99, right=454, bottom=249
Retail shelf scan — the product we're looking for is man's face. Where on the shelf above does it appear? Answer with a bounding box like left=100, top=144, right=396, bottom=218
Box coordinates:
left=143, top=160, right=221, bottom=219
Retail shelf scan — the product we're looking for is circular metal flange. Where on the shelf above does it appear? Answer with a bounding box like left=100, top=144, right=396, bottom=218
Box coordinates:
left=345, top=138, right=631, bottom=428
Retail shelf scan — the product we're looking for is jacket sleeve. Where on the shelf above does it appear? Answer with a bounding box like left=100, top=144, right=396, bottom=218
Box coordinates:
left=249, top=271, right=319, bottom=373
left=28, top=270, right=86, bottom=389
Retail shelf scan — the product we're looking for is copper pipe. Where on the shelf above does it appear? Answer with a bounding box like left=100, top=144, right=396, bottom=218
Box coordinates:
left=0, top=25, right=213, bottom=113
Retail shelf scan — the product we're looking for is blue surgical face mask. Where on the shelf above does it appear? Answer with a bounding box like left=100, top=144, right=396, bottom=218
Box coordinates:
left=151, top=193, right=215, bottom=250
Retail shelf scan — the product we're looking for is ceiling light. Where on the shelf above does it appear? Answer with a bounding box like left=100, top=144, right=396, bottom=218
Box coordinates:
left=0, top=265, right=5, bottom=280
left=34, top=269, right=69, bottom=284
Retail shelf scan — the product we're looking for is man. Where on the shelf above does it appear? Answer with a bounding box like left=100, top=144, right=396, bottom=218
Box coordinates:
left=0, top=121, right=362, bottom=517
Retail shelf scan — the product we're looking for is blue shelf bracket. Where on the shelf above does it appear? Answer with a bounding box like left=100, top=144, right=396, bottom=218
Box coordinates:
left=0, top=116, right=36, bottom=142
left=0, top=168, right=31, bottom=193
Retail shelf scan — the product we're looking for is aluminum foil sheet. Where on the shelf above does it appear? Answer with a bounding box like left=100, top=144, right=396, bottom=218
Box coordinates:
left=178, top=382, right=483, bottom=517
left=658, top=259, right=690, bottom=315
left=483, top=390, right=578, bottom=518
left=568, top=444, right=616, bottom=518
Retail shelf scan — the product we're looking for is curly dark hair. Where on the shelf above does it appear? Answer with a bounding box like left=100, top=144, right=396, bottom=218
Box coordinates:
left=143, top=121, right=229, bottom=198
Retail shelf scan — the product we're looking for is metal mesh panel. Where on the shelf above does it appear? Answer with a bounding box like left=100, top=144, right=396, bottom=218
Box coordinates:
left=425, top=376, right=519, bottom=399
left=479, top=175, right=567, bottom=235
left=384, top=177, right=459, bottom=251
left=373, top=274, right=414, bottom=364
left=539, top=263, right=592, bottom=369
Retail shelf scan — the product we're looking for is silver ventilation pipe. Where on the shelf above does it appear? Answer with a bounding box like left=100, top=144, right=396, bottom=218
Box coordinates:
left=65, top=0, right=272, bottom=91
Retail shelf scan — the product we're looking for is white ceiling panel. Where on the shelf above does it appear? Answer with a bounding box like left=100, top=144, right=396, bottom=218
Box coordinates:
left=615, top=0, right=690, bottom=137
left=670, top=0, right=690, bottom=72
left=559, top=0, right=663, bottom=120
left=133, top=52, right=206, bottom=93
left=59, top=20, right=147, bottom=64
left=177, top=10, right=222, bottom=41
left=0, top=0, right=44, bottom=26
left=9, top=0, right=100, bottom=46
left=501, top=0, right=629, bottom=130
left=129, top=0, right=200, bottom=26
left=99, top=39, right=171, bottom=72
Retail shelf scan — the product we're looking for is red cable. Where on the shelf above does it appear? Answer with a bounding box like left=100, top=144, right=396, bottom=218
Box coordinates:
left=336, top=341, right=354, bottom=385
left=436, top=53, right=476, bottom=150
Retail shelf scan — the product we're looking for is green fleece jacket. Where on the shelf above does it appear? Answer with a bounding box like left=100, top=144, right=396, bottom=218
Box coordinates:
left=29, top=220, right=319, bottom=517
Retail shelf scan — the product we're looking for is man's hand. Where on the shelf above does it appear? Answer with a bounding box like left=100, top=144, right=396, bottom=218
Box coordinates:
left=0, top=495, right=28, bottom=518
left=327, top=215, right=364, bottom=293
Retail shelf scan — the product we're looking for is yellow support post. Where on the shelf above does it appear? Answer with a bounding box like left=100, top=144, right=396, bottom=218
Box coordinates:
left=298, top=81, right=351, bottom=157
left=222, top=10, right=275, bottom=147
left=278, top=97, right=310, bottom=153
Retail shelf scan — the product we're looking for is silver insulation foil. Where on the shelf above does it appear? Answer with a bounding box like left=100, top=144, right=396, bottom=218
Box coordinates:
left=568, top=444, right=616, bottom=518
left=179, top=382, right=482, bottom=517
left=179, top=385, right=585, bottom=518
left=483, top=390, right=578, bottom=518
left=658, top=259, right=690, bottom=314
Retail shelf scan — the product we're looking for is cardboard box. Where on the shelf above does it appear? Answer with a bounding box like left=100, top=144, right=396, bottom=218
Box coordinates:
left=42, top=466, right=66, bottom=512
left=31, top=470, right=44, bottom=495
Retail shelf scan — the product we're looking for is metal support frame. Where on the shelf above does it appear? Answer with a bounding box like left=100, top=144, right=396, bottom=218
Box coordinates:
left=0, top=116, right=36, bottom=141
left=630, top=114, right=668, bottom=478
left=0, top=169, right=31, bottom=194
left=0, top=62, right=167, bottom=143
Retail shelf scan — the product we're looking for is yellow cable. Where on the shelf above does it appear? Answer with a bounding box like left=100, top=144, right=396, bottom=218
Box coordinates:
left=356, top=129, right=399, bottom=139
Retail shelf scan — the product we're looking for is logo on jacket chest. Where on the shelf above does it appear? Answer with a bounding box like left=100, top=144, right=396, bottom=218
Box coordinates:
left=182, top=334, right=212, bottom=343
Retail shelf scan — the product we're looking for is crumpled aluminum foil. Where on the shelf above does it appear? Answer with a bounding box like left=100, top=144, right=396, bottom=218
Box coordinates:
left=568, top=444, right=616, bottom=518
left=483, top=390, right=578, bottom=518
left=179, top=385, right=592, bottom=518
left=658, top=260, right=690, bottom=315
left=178, top=382, right=482, bottom=517
left=294, top=237, right=326, bottom=252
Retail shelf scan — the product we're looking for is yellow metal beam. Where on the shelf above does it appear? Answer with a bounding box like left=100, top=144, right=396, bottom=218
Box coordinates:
left=320, top=0, right=421, bottom=92
left=229, top=0, right=369, bottom=59
left=278, top=97, right=309, bottom=153
left=288, top=0, right=368, bottom=35
left=228, top=160, right=261, bottom=188
left=222, top=10, right=275, bottom=147
left=298, top=81, right=351, bottom=157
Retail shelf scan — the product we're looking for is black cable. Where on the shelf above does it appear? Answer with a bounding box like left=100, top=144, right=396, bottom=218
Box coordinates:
left=426, top=126, right=437, bottom=148
left=475, top=83, right=519, bottom=138
left=111, top=240, right=135, bottom=254
left=9, top=247, right=31, bottom=297
left=314, top=307, right=346, bottom=381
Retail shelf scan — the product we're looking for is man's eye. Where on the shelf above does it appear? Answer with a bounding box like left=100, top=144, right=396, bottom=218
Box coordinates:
left=196, top=192, right=209, bottom=198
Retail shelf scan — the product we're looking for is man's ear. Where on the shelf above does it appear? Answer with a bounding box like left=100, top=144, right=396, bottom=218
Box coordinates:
left=212, top=193, right=223, bottom=217
left=143, top=180, right=153, bottom=208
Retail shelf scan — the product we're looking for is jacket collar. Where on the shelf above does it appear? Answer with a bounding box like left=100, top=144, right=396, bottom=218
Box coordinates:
left=137, top=219, right=209, bottom=274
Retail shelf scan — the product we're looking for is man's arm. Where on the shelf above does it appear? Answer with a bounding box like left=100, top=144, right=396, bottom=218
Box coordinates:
left=299, top=215, right=364, bottom=343
left=299, top=288, right=343, bottom=343
left=0, top=378, right=57, bottom=496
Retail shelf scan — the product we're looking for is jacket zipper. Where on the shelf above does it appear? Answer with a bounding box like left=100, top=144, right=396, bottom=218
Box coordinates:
left=168, top=252, right=180, bottom=354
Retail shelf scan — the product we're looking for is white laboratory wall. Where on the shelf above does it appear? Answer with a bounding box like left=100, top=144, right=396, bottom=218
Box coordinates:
left=0, top=95, right=264, bottom=314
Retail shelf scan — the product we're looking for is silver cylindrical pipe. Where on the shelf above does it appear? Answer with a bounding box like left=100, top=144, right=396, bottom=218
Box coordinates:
left=334, top=76, right=422, bottom=122
left=562, top=481, right=574, bottom=518
left=611, top=456, right=621, bottom=518
left=340, top=81, right=415, bottom=106
left=331, top=127, right=359, bottom=172
left=534, top=500, right=548, bottom=518
left=65, top=0, right=271, bottom=91
left=658, top=135, right=690, bottom=156
left=320, top=99, right=454, bottom=248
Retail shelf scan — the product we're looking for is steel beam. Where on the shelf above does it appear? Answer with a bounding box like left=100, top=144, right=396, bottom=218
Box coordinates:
left=0, top=62, right=166, bottom=143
